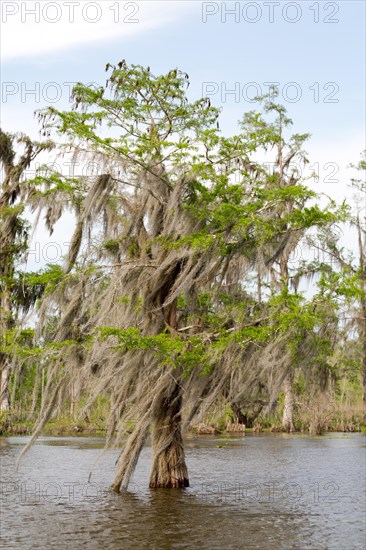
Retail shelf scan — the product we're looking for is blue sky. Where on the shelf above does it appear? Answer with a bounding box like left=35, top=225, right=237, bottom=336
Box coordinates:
left=1, top=0, right=365, bottom=265
left=2, top=1, right=364, bottom=138
left=2, top=2, right=364, bottom=151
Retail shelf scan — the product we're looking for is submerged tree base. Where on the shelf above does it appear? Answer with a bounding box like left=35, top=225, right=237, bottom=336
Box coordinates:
left=149, top=476, right=189, bottom=489
left=149, top=382, right=189, bottom=489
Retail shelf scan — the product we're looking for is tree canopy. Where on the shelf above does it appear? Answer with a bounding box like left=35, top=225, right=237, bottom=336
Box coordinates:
left=1, top=61, right=363, bottom=490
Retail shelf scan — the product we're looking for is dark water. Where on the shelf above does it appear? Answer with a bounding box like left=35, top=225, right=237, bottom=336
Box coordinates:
left=0, top=433, right=365, bottom=549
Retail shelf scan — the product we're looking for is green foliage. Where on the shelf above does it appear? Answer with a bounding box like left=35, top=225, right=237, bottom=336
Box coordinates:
left=3, top=65, right=363, bottom=434
left=20, top=264, right=64, bottom=288
left=98, top=326, right=211, bottom=375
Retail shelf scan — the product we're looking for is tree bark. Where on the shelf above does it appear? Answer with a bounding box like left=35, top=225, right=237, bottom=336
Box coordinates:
left=112, top=410, right=151, bottom=492
left=362, top=308, right=366, bottom=411
left=362, top=341, right=366, bottom=410
left=148, top=294, right=189, bottom=488
left=30, top=365, right=41, bottom=418
left=0, top=290, right=12, bottom=414
left=149, top=382, right=189, bottom=488
left=0, top=360, right=10, bottom=413
left=282, top=370, right=295, bottom=432
left=231, top=401, right=264, bottom=428
left=356, top=218, right=366, bottom=412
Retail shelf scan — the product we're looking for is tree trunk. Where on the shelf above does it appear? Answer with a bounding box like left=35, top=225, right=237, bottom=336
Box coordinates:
left=10, top=365, right=18, bottom=410
left=363, top=355, right=366, bottom=410
left=30, top=365, right=41, bottom=418
left=148, top=294, right=189, bottom=488
left=112, top=410, right=151, bottom=492
left=357, top=218, right=366, bottom=411
left=361, top=289, right=366, bottom=412
left=0, top=361, right=10, bottom=413
left=149, top=382, right=189, bottom=488
left=0, top=291, right=12, bottom=414
left=231, top=401, right=264, bottom=428
left=231, top=402, right=247, bottom=425
left=282, top=371, right=295, bottom=432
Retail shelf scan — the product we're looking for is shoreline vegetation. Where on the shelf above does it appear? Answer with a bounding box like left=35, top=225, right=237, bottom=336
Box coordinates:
left=1, top=402, right=364, bottom=437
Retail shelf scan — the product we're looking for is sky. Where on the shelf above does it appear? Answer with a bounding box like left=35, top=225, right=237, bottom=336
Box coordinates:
left=0, top=0, right=365, bottom=269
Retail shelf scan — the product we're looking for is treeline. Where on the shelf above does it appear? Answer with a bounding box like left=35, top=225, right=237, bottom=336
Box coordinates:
left=0, top=61, right=365, bottom=488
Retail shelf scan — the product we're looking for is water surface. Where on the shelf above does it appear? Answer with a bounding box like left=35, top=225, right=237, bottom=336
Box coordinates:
left=1, top=433, right=365, bottom=549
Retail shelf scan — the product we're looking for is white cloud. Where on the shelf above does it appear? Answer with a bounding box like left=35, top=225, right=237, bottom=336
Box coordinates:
left=0, top=1, right=195, bottom=61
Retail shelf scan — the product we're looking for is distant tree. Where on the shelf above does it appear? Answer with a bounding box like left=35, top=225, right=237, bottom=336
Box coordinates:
left=309, top=152, right=366, bottom=408
left=0, top=130, right=52, bottom=416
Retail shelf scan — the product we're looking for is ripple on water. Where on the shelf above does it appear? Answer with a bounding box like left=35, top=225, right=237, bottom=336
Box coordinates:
left=0, top=433, right=365, bottom=549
